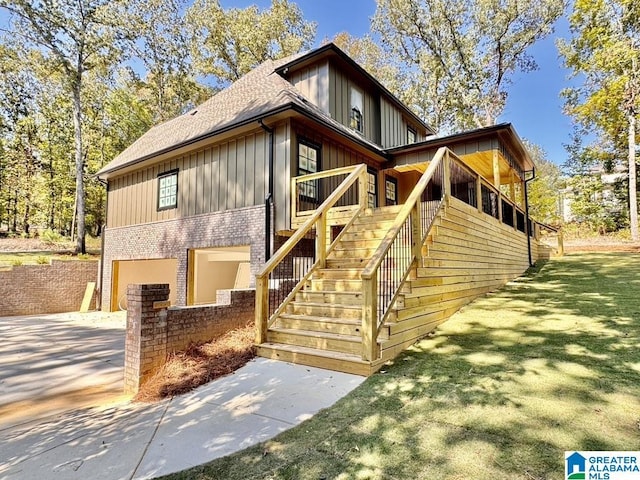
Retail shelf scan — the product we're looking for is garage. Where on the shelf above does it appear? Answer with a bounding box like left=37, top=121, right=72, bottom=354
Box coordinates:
left=111, top=258, right=178, bottom=311
left=188, top=246, right=251, bottom=305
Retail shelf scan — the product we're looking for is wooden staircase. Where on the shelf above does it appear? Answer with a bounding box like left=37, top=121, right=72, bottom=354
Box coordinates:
left=257, top=205, right=403, bottom=375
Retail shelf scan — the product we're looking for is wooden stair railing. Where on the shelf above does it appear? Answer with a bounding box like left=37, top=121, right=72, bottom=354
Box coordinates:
left=256, top=164, right=368, bottom=344
left=360, top=147, right=452, bottom=361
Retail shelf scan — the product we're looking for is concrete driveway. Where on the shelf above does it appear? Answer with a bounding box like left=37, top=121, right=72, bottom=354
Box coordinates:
left=0, top=312, right=127, bottom=427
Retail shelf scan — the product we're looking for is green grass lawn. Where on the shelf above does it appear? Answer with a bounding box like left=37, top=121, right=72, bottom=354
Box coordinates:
left=161, top=253, right=640, bottom=480
left=0, top=252, right=98, bottom=267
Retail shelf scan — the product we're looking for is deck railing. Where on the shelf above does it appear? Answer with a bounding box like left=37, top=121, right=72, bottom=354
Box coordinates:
left=359, top=147, right=542, bottom=362
left=255, top=164, right=368, bottom=344
left=360, top=147, right=451, bottom=361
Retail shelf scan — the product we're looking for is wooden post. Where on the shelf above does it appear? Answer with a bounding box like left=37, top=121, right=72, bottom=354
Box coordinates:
left=557, top=229, right=565, bottom=256
left=509, top=171, right=516, bottom=203
left=255, top=275, right=269, bottom=344
left=492, top=150, right=501, bottom=189
left=498, top=194, right=503, bottom=223
left=443, top=151, right=451, bottom=199
left=316, top=214, right=327, bottom=268
left=361, top=273, right=379, bottom=362
left=358, top=167, right=368, bottom=208
left=476, top=176, right=483, bottom=214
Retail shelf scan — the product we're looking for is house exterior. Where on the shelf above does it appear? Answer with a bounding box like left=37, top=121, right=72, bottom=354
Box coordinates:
left=98, top=43, right=551, bottom=374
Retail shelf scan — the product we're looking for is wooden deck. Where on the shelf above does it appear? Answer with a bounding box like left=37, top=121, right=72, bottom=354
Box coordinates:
left=257, top=198, right=550, bottom=375
left=255, top=149, right=553, bottom=375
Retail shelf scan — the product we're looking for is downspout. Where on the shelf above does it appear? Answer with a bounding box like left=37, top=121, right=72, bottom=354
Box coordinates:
left=524, top=168, right=535, bottom=267
left=96, top=177, right=108, bottom=311
left=259, top=120, right=274, bottom=261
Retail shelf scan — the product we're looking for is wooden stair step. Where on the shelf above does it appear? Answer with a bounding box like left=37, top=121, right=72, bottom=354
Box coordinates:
left=287, top=301, right=362, bottom=319
left=256, top=342, right=373, bottom=376
left=295, top=290, right=363, bottom=304
left=314, top=268, right=363, bottom=279
left=277, top=313, right=363, bottom=336
left=267, top=328, right=363, bottom=355
left=326, top=258, right=369, bottom=268
left=329, top=247, right=379, bottom=258
left=309, top=278, right=363, bottom=292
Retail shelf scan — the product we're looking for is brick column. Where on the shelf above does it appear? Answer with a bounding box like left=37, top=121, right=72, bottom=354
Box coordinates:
left=124, top=284, right=170, bottom=395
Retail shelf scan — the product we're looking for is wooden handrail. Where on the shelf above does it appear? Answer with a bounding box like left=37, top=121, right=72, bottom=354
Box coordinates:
left=256, top=163, right=368, bottom=344
left=292, top=165, right=361, bottom=183
left=361, top=147, right=448, bottom=280
left=259, top=164, right=366, bottom=279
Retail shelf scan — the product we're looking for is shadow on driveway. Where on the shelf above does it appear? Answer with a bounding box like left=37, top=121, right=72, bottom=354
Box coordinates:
left=0, top=311, right=127, bottom=427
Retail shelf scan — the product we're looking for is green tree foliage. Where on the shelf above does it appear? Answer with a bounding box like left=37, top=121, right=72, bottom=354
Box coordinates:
left=187, top=0, right=316, bottom=85
left=0, top=1, right=318, bottom=244
left=559, top=0, right=640, bottom=240
left=373, top=0, right=565, bottom=132
left=523, top=141, right=562, bottom=225
left=128, top=0, right=212, bottom=122
left=0, top=0, right=129, bottom=252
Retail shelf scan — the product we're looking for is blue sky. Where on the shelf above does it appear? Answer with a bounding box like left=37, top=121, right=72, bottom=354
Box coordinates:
left=0, top=1, right=575, bottom=166
left=223, top=0, right=575, bottom=166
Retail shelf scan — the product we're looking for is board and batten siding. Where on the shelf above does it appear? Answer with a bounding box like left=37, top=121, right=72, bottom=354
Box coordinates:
left=380, top=97, right=425, bottom=148
left=288, top=60, right=330, bottom=114
left=328, top=62, right=380, bottom=145
left=107, top=127, right=290, bottom=229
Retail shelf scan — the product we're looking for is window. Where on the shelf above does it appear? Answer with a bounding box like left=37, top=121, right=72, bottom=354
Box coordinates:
left=367, top=168, right=377, bottom=208
left=157, top=170, right=178, bottom=210
left=407, top=126, right=417, bottom=144
left=385, top=176, right=398, bottom=206
left=298, top=140, right=320, bottom=200
left=350, top=86, right=363, bottom=132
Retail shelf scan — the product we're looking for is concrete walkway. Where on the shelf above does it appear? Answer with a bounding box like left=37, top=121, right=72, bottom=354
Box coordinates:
left=0, top=358, right=365, bottom=479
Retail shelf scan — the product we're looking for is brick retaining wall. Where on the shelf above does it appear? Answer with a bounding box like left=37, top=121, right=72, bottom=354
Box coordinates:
left=0, top=260, right=98, bottom=316
left=124, top=283, right=255, bottom=394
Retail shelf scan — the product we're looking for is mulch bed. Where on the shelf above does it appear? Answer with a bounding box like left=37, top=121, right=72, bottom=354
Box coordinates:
left=134, top=323, right=256, bottom=403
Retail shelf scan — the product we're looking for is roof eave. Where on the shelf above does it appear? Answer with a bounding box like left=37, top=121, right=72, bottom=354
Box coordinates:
left=98, top=102, right=390, bottom=179
left=387, top=123, right=535, bottom=171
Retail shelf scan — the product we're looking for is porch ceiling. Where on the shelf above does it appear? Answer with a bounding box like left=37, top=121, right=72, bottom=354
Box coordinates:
left=459, top=150, right=516, bottom=184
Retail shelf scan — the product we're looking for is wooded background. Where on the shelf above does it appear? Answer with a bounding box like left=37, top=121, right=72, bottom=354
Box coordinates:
left=0, top=0, right=637, bottom=252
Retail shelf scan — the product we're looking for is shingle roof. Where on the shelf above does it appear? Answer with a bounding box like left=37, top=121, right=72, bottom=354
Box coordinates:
left=97, top=54, right=304, bottom=176
left=97, top=47, right=389, bottom=178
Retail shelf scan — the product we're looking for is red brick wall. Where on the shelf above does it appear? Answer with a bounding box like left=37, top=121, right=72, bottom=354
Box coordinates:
left=0, top=260, right=98, bottom=316
left=124, top=283, right=255, bottom=394
left=102, top=205, right=270, bottom=311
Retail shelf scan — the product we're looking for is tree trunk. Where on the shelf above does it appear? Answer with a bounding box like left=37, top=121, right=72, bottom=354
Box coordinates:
left=629, top=111, right=638, bottom=241
left=72, top=81, right=86, bottom=254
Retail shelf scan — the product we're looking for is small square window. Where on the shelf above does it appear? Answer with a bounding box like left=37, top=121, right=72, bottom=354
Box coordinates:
left=158, top=170, right=178, bottom=211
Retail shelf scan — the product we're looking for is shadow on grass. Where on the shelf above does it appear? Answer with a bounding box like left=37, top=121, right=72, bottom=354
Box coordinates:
left=161, top=253, right=640, bottom=480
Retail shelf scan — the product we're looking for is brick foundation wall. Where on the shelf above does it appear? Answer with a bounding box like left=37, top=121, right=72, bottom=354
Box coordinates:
left=124, top=283, right=255, bottom=394
left=0, top=260, right=98, bottom=316
left=102, top=205, right=270, bottom=311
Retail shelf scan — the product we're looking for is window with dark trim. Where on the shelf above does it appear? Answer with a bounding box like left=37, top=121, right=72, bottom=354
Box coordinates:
left=367, top=167, right=378, bottom=208
left=350, top=86, right=363, bottom=133
left=385, top=176, right=398, bottom=206
left=297, top=139, right=320, bottom=200
left=407, top=126, right=417, bottom=144
left=157, top=169, right=178, bottom=210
